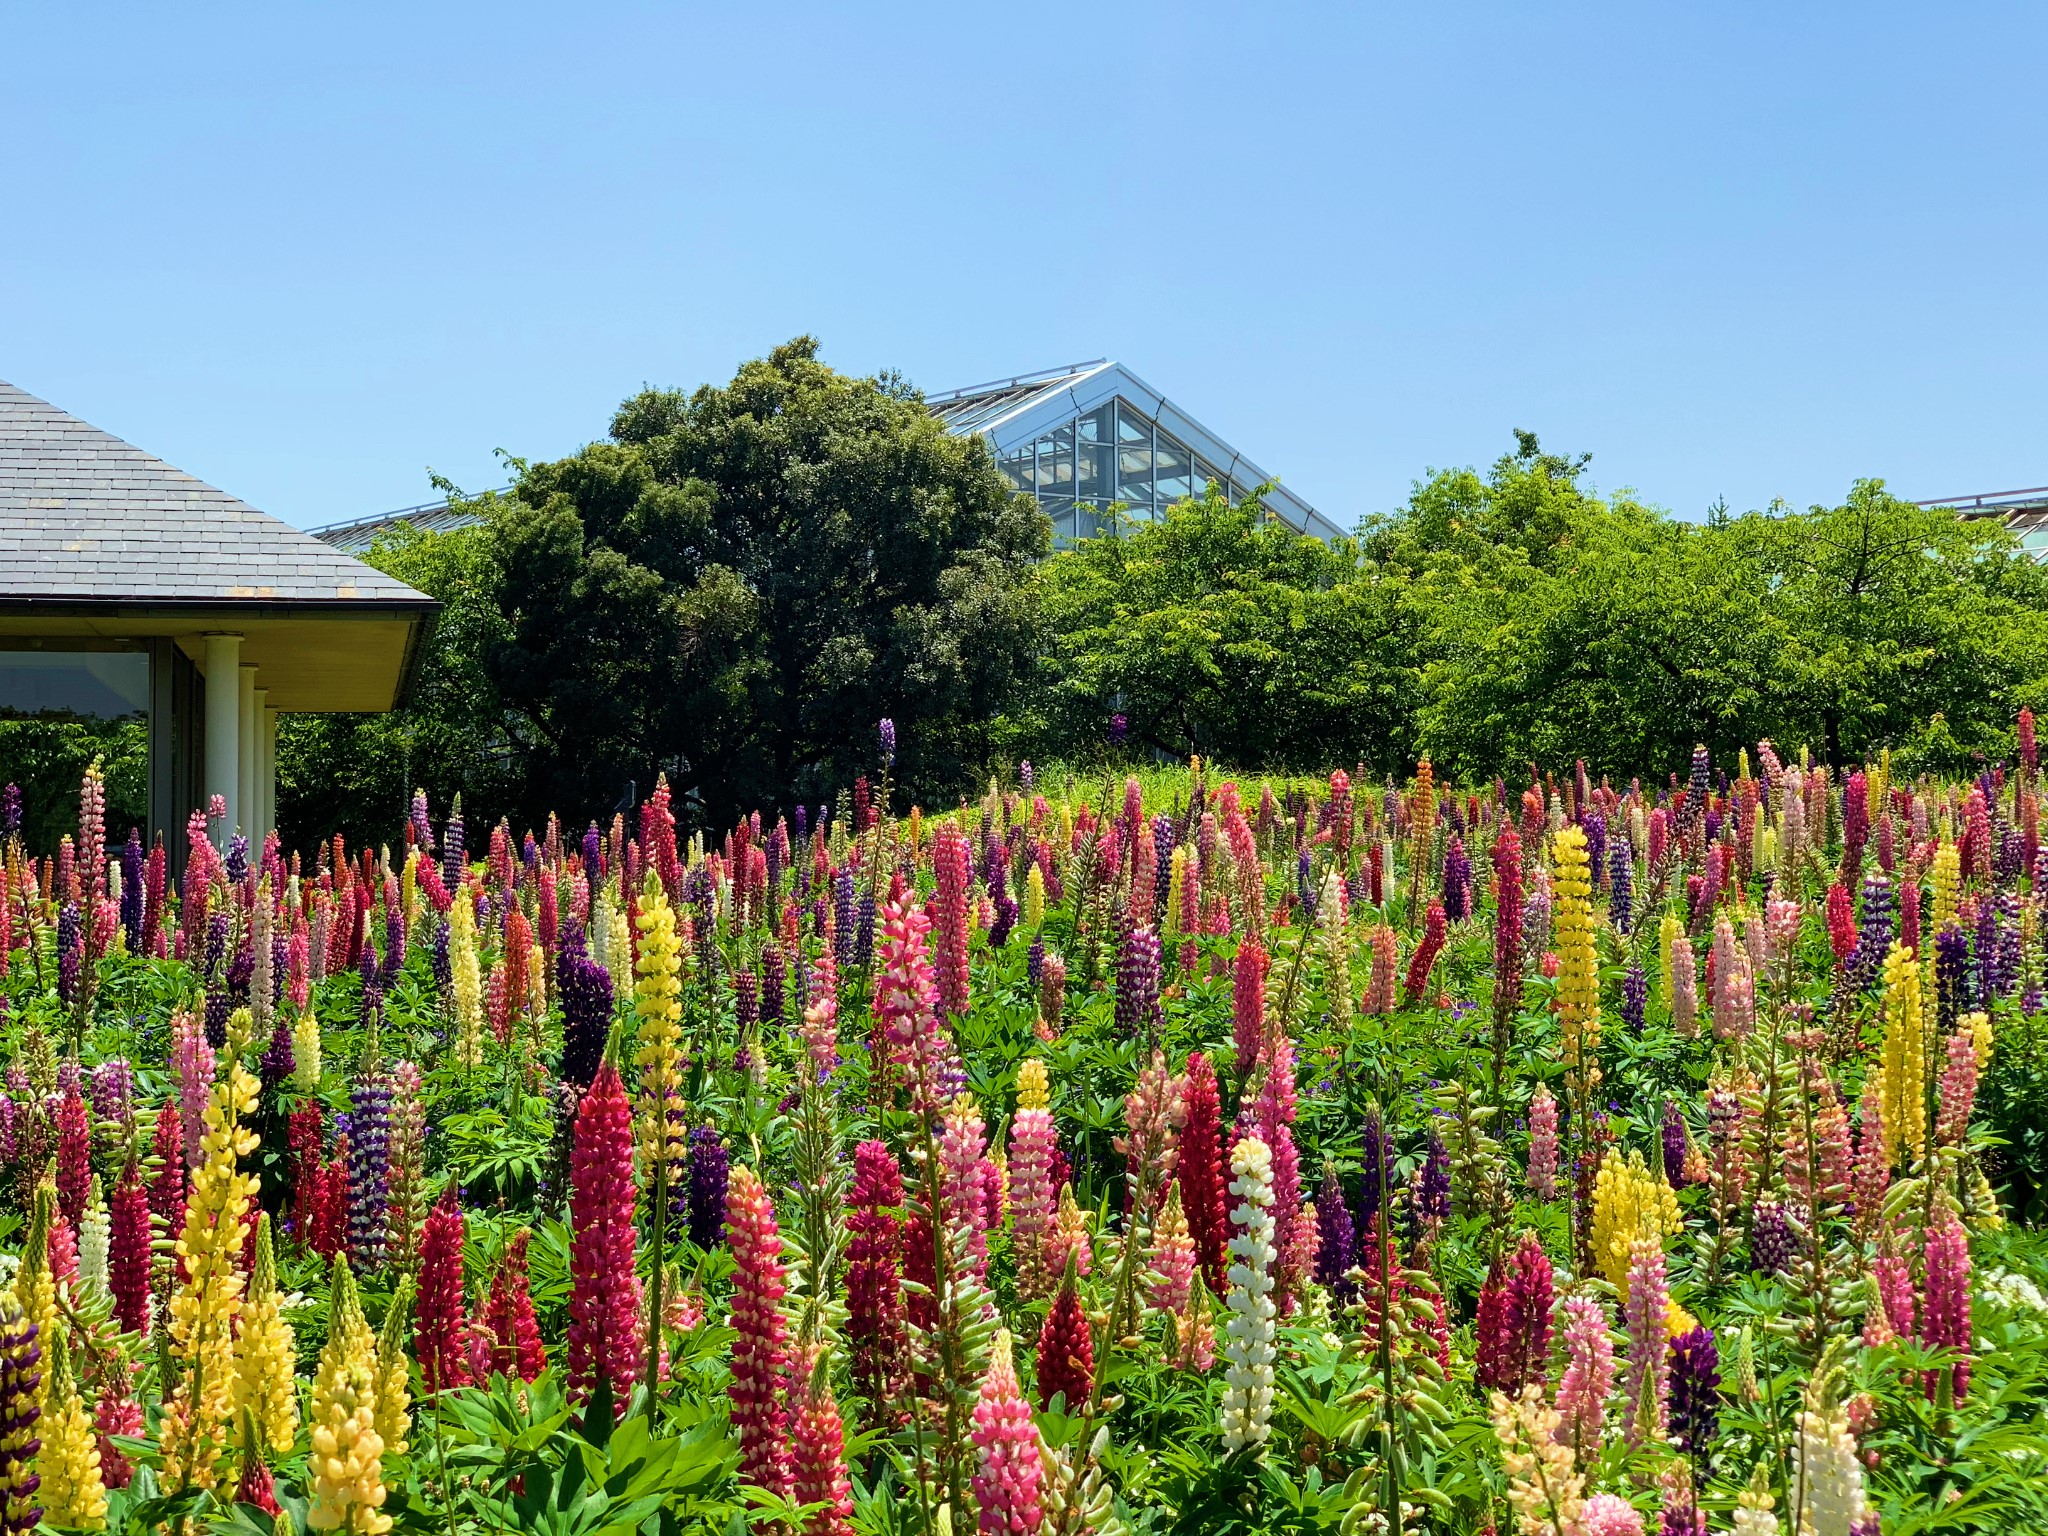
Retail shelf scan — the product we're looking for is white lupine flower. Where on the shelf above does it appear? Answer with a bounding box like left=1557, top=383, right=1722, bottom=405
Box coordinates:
left=1793, top=1403, right=1873, bottom=1536
left=78, top=1176, right=109, bottom=1295
left=1221, top=1134, right=1277, bottom=1452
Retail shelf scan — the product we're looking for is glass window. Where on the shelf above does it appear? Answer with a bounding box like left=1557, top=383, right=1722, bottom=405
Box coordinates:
left=0, top=649, right=149, bottom=721
left=1077, top=405, right=1112, bottom=443
left=1116, top=400, right=1152, bottom=444
left=997, top=451, right=1034, bottom=493
left=1194, top=459, right=1223, bottom=495
left=1155, top=433, right=1193, bottom=507
left=0, top=645, right=152, bottom=853
left=1117, top=443, right=1154, bottom=509
left=1077, top=439, right=1110, bottom=501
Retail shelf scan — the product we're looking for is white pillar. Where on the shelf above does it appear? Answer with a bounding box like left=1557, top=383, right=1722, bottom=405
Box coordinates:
left=238, top=665, right=258, bottom=838
left=260, top=704, right=277, bottom=839
left=202, top=634, right=243, bottom=839
left=253, top=689, right=270, bottom=837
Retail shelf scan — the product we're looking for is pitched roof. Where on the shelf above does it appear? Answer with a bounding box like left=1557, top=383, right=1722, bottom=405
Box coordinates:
left=0, top=379, right=433, bottom=607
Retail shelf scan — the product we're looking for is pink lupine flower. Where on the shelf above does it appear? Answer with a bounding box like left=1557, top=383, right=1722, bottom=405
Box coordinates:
left=171, top=1010, right=214, bottom=1169
left=873, top=893, right=960, bottom=1117
left=791, top=1359, right=855, bottom=1536
left=1620, top=1237, right=1670, bottom=1446
left=1937, top=1025, right=1980, bottom=1147
left=932, top=823, right=973, bottom=1018
left=1009, top=1085, right=1058, bottom=1298
left=1527, top=1084, right=1559, bottom=1201
left=1553, top=1293, right=1615, bottom=1454
left=1669, top=933, right=1699, bottom=1037
left=727, top=1163, right=793, bottom=1495
left=940, top=1096, right=991, bottom=1284
left=801, top=948, right=840, bottom=1076
left=1231, top=939, right=1268, bottom=1073
left=1366, top=925, right=1398, bottom=1013
left=1580, top=1492, right=1645, bottom=1536
left=971, top=1331, right=1045, bottom=1535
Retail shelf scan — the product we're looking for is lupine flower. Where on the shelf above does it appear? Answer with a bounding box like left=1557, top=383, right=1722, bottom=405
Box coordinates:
left=1581, top=1493, right=1645, bottom=1536
left=1669, top=930, right=1699, bottom=1037
left=790, top=1353, right=855, bottom=1536
left=449, top=888, right=485, bottom=1070
left=1749, top=1201, right=1791, bottom=1276
left=1792, top=1392, right=1876, bottom=1536
left=1149, top=1179, right=1199, bottom=1316
left=940, top=1094, right=992, bottom=1282
left=53, top=1090, right=89, bottom=1229
left=1177, top=1053, right=1231, bottom=1292
left=347, top=1071, right=392, bottom=1273
left=971, top=1330, right=1044, bottom=1535
left=1620, top=1237, right=1670, bottom=1445
left=633, top=882, right=686, bottom=1202
left=486, top=1228, right=548, bottom=1382
left=171, top=1011, right=214, bottom=1170
left=1492, top=1386, right=1586, bottom=1536
left=1116, top=924, right=1164, bottom=1041
left=1037, top=1264, right=1094, bottom=1413
left=1231, top=939, right=1267, bottom=1071
left=77, top=1175, right=108, bottom=1297
left=306, top=1258, right=390, bottom=1535
left=38, top=1334, right=104, bottom=1531
left=107, top=1169, right=150, bottom=1336
left=1877, top=942, right=1928, bottom=1164
left=1009, top=1061, right=1059, bottom=1297
left=1553, top=1293, right=1615, bottom=1455
left=687, top=1127, right=729, bottom=1251
left=556, top=920, right=612, bottom=1090
left=292, top=1008, right=323, bottom=1091
left=1669, top=1325, right=1720, bottom=1460
left=232, top=1214, right=298, bottom=1457
left=1527, top=1083, right=1559, bottom=1201
left=568, top=1063, right=642, bottom=1408
left=932, top=823, right=973, bottom=1017
left=1937, top=1017, right=1982, bottom=1146
left=414, top=1190, right=472, bottom=1393
left=1312, top=1167, right=1357, bottom=1301
left=846, top=1141, right=906, bottom=1417
left=1552, top=827, right=1599, bottom=1066
left=1220, top=1135, right=1277, bottom=1451
left=873, top=893, right=962, bottom=1117
left=1479, top=1230, right=1554, bottom=1393
left=1923, top=1208, right=1971, bottom=1400
left=1589, top=1148, right=1680, bottom=1292
left=726, top=1164, right=792, bottom=1496
left=1404, top=900, right=1447, bottom=1002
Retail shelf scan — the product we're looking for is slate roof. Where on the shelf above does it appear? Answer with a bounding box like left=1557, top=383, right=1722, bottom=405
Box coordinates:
left=0, top=379, right=433, bottom=607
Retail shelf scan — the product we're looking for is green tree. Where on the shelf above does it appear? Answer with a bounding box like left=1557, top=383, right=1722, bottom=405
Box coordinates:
left=1035, top=487, right=1423, bottom=771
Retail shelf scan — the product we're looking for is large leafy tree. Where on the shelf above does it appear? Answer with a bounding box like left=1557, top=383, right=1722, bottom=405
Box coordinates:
left=1036, top=488, right=1423, bottom=772
left=480, top=337, right=1044, bottom=827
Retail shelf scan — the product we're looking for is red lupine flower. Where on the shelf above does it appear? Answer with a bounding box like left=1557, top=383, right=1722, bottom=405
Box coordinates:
left=288, top=1104, right=324, bottom=1247
left=1231, top=940, right=1268, bottom=1075
left=236, top=1456, right=281, bottom=1516
left=1036, top=1267, right=1094, bottom=1412
left=486, top=1228, right=548, bottom=1382
left=1825, top=882, right=1856, bottom=963
left=414, top=1188, right=472, bottom=1393
left=726, top=1163, right=793, bottom=1497
left=568, top=1061, right=642, bottom=1410
left=1492, top=825, right=1523, bottom=1021
left=310, top=1144, right=349, bottom=1261
left=108, top=1168, right=150, bottom=1335
left=846, top=1141, right=907, bottom=1418
left=1404, top=901, right=1447, bottom=1002
left=1474, top=1264, right=1512, bottom=1389
left=790, top=1359, right=855, bottom=1536
left=53, top=1091, right=90, bottom=1230
left=1178, top=1053, right=1231, bottom=1292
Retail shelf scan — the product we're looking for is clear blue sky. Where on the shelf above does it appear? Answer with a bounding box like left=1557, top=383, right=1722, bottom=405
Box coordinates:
left=6, top=4, right=2043, bottom=533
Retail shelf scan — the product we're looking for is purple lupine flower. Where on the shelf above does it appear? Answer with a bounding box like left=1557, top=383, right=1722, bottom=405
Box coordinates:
left=1583, top=812, right=1606, bottom=890
left=878, top=717, right=896, bottom=768
left=1999, top=890, right=2022, bottom=997
left=272, top=931, right=289, bottom=1011
left=987, top=846, right=1017, bottom=948
left=1027, top=933, right=1045, bottom=993
left=1846, top=872, right=1893, bottom=993
left=1313, top=1167, right=1358, bottom=1300
left=89, top=1060, right=134, bottom=1135
left=832, top=868, right=856, bottom=972
left=381, top=905, right=406, bottom=988
left=556, top=919, right=612, bottom=1089
left=227, top=935, right=255, bottom=1001
left=1662, top=1099, right=1688, bottom=1187
left=1622, top=961, right=1647, bottom=1037
left=55, top=903, right=80, bottom=1005
left=204, top=909, right=230, bottom=981
left=1114, top=924, right=1163, bottom=1040
left=0, top=1294, right=44, bottom=1532
left=410, top=789, right=434, bottom=854
left=733, top=970, right=759, bottom=1036
left=1977, top=895, right=1999, bottom=1011
left=1934, top=924, right=1969, bottom=1036
left=582, top=822, right=603, bottom=893
left=687, top=1126, right=729, bottom=1250
left=1442, top=836, right=1472, bottom=922
left=119, top=829, right=143, bottom=947
left=1020, top=760, right=1035, bottom=793
left=0, top=1096, right=16, bottom=1165
left=764, top=821, right=785, bottom=900
left=1151, top=813, right=1176, bottom=921
left=1414, top=1132, right=1451, bottom=1226
left=1669, top=1325, right=1721, bottom=1459
left=348, top=1071, right=392, bottom=1271
left=1107, top=712, right=1127, bottom=748
left=0, top=784, right=19, bottom=838
left=1608, top=835, right=1633, bottom=933
left=1749, top=1200, right=1790, bottom=1276
left=225, top=833, right=249, bottom=885
left=442, top=798, right=466, bottom=890
left=259, top=1018, right=296, bottom=1089
left=854, top=891, right=876, bottom=971
left=1683, top=746, right=1711, bottom=823
left=432, top=918, right=452, bottom=991
left=759, top=945, right=787, bottom=1031
left=1356, top=1108, right=1386, bottom=1225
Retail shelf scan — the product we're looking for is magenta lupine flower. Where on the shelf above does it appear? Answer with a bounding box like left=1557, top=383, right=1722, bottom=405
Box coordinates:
left=1404, top=901, right=1448, bottom=1002
left=1493, top=825, right=1524, bottom=1019
left=1923, top=1209, right=1972, bottom=1400
left=568, top=1063, right=642, bottom=1409
left=1553, top=1293, right=1615, bottom=1452
left=847, top=1141, right=907, bottom=1415
left=1231, top=940, right=1267, bottom=1076
left=1503, top=1231, right=1554, bottom=1392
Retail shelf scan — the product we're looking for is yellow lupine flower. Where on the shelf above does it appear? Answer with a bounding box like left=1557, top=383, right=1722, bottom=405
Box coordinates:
left=374, top=1277, right=413, bottom=1460
left=161, top=1061, right=260, bottom=1490
left=1016, top=1057, right=1050, bottom=1113
left=15, top=1186, right=56, bottom=1411
left=1024, top=861, right=1047, bottom=932
left=634, top=876, right=686, bottom=1185
left=1967, top=1009, right=1994, bottom=1071
left=293, top=1008, right=324, bottom=1091
left=1658, top=912, right=1681, bottom=1009
left=1588, top=1148, right=1680, bottom=1292
left=233, top=1214, right=299, bottom=1457
left=308, top=1260, right=391, bottom=1535
left=1878, top=943, right=1928, bottom=1165
left=1552, top=826, right=1600, bottom=1070
left=38, top=1332, right=106, bottom=1530
left=449, top=888, right=485, bottom=1070
left=1930, top=841, right=1961, bottom=935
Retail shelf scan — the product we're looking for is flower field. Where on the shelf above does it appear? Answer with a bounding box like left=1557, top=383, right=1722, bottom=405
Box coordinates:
left=1, top=725, right=2046, bottom=1536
